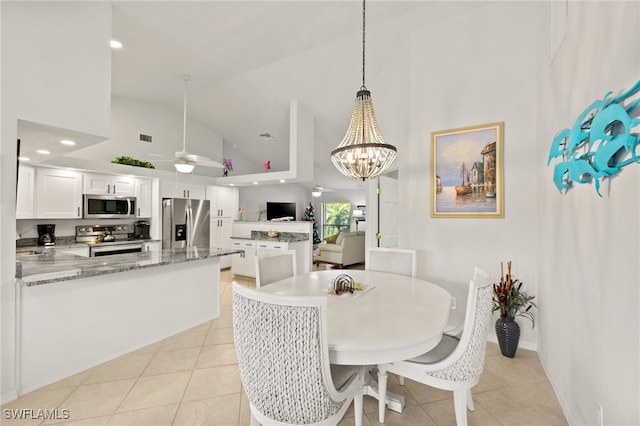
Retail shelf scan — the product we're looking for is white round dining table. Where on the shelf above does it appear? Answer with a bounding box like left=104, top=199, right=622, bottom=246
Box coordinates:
left=256, top=269, right=452, bottom=365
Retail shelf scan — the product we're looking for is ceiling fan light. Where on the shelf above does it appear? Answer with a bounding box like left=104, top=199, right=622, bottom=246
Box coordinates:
left=312, top=190, right=322, bottom=197
left=175, top=162, right=194, bottom=173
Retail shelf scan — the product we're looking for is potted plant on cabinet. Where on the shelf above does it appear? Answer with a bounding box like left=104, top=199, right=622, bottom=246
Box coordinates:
left=492, top=261, right=536, bottom=358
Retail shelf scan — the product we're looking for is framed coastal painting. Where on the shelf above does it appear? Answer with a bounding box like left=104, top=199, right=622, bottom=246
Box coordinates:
left=431, top=122, right=504, bottom=218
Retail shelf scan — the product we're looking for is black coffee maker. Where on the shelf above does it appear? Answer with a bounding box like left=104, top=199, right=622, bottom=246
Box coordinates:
left=133, top=220, right=150, bottom=240
left=37, top=224, right=56, bottom=246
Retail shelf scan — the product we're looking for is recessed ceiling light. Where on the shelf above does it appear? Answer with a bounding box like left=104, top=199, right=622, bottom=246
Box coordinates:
left=18, top=156, right=30, bottom=161
left=229, top=183, right=235, bottom=186
left=280, top=180, right=285, bottom=183
left=110, top=40, right=123, bottom=49
left=253, top=182, right=258, bottom=185
left=60, top=139, right=76, bottom=146
left=36, top=149, right=50, bottom=155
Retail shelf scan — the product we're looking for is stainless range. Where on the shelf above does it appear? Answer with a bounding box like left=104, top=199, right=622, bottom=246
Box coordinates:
left=76, top=224, right=145, bottom=257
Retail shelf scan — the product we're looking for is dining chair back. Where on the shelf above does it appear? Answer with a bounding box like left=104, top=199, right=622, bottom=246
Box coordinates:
left=365, top=247, right=416, bottom=277
left=232, top=283, right=365, bottom=426
left=378, top=266, right=493, bottom=426
left=255, top=250, right=296, bottom=288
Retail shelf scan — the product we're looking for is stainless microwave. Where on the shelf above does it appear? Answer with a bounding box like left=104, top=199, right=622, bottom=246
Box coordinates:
left=83, top=194, right=137, bottom=219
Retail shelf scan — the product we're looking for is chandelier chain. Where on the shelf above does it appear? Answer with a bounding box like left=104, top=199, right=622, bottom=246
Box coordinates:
left=361, top=0, right=366, bottom=89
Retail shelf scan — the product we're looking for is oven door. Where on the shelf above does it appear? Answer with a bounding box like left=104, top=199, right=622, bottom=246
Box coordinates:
left=90, top=243, right=144, bottom=257
left=84, top=195, right=137, bottom=219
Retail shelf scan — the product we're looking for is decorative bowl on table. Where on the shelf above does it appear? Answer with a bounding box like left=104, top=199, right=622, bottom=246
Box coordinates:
left=268, top=230, right=279, bottom=238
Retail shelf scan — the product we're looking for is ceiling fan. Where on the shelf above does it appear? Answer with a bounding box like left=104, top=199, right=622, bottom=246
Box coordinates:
left=153, top=74, right=223, bottom=173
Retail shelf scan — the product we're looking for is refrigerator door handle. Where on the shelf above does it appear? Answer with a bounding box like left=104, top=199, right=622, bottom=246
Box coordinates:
left=186, top=207, right=193, bottom=247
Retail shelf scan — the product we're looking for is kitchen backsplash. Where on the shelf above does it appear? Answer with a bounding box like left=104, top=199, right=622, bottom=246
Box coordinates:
left=16, top=236, right=77, bottom=248
left=16, top=219, right=146, bottom=239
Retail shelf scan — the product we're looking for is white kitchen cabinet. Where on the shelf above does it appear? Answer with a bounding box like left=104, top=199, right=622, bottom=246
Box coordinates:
left=231, top=238, right=310, bottom=278
left=230, top=239, right=256, bottom=277
left=59, top=246, right=89, bottom=257
left=211, top=217, right=233, bottom=268
left=35, top=168, right=83, bottom=218
left=83, top=173, right=135, bottom=196
left=161, top=182, right=205, bottom=200
left=144, top=241, right=162, bottom=252
left=255, top=240, right=288, bottom=251
left=134, top=177, right=153, bottom=218
left=16, top=165, right=35, bottom=219
left=206, top=185, right=238, bottom=219
left=256, top=240, right=309, bottom=275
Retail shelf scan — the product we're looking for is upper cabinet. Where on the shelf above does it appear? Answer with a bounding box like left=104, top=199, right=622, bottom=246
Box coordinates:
left=16, top=165, right=35, bottom=219
left=35, top=168, right=83, bottom=219
left=206, top=185, right=238, bottom=218
left=83, top=173, right=135, bottom=196
left=135, top=177, right=153, bottom=218
left=161, top=182, right=205, bottom=200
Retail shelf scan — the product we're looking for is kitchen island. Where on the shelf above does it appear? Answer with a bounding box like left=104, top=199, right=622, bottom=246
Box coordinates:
left=230, top=221, right=313, bottom=278
left=15, top=246, right=242, bottom=394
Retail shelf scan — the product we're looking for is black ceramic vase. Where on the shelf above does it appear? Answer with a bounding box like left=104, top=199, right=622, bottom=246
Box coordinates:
left=495, top=317, right=520, bottom=358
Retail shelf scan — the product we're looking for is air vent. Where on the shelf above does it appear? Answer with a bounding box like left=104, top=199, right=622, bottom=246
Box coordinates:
left=139, top=133, right=153, bottom=143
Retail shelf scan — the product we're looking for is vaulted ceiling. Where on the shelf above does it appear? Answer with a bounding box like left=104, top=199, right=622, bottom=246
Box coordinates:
left=108, top=1, right=431, bottom=190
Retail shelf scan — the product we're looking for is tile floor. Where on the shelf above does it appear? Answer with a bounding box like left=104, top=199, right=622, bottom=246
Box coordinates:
left=2, top=269, right=568, bottom=426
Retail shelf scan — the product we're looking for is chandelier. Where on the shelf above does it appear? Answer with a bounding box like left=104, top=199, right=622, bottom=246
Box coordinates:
left=331, top=0, right=397, bottom=181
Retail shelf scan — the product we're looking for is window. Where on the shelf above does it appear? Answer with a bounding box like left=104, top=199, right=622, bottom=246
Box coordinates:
left=322, top=202, right=351, bottom=239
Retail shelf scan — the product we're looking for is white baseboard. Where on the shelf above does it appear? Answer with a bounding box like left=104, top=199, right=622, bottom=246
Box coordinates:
left=487, top=335, right=538, bottom=352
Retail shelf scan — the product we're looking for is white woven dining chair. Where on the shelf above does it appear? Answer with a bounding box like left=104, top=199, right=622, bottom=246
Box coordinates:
left=232, top=283, right=365, bottom=426
left=255, top=250, right=296, bottom=288
left=365, top=247, right=416, bottom=277
left=377, top=266, right=493, bottom=426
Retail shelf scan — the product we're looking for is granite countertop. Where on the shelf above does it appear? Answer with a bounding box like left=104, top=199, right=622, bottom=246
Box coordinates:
left=230, top=231, right=309, bottom=243
left=16, top=246, right=243, bottom=287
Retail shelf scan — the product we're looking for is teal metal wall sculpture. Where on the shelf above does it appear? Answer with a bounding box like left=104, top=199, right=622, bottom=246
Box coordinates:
left=548, top=80, right=640, bottom=196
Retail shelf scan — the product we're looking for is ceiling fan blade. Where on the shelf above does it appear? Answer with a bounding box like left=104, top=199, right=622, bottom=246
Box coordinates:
left=198, top=159, right=224, bottom=168
left=181, top=153, right=218, bottom=165
left=149, top=153, right=173, bottom=159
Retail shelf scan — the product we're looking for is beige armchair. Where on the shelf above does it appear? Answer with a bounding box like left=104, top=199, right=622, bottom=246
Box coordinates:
left=314, top=231, right=365, bottom=268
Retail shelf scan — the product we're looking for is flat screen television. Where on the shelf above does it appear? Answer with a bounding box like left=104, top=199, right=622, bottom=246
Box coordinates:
left=266, top=202, right=296, bottom=221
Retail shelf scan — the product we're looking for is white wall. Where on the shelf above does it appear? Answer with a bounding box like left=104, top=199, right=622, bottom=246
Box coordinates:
left=537, top=2, right=639, bottom=425
left=68, top=96, right=224, bottom=177
left=237, top=184, right=310, bottom=223
left=400, top=2, right=541, bottom=348
left=1, top=2, right=112, bottom=403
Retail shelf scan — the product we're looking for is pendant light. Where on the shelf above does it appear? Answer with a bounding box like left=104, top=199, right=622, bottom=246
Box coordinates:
left=331, top=0, right=397, bottom=181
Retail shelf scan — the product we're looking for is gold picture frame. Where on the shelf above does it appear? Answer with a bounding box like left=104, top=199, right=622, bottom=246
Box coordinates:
left=431, top=122, right=504, bottom=218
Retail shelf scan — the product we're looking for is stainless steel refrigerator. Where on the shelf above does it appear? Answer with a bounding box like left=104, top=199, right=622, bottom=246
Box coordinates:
left=162, top=198, right=210, bottom=249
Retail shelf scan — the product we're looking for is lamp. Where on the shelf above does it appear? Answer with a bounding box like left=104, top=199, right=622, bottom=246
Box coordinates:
left=331, top=0, right=397, bottom=181
left=175, top=161, right=194, bottom=173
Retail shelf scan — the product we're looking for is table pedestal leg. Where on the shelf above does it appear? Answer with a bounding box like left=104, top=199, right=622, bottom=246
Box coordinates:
left=362, top=370, right=405, bottom=423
